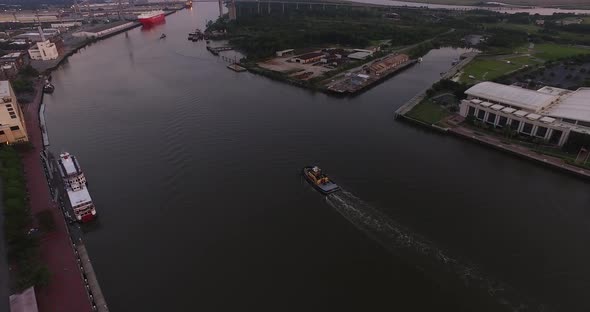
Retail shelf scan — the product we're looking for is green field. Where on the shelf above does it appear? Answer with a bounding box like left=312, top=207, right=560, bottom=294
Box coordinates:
left=405, top=100, right=450, bottom=125
left=484, top=23, right=541, bottom=34
left=460, top=56, right=541, bottom=83
left=533, top=43, right=590, bottom=60
left=461, top=44, right=590, bottom=83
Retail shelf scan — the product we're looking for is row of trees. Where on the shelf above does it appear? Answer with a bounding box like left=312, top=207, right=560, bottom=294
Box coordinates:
left=210, top=7, right=447, bottom=60
left=1, top=146, right=50, bottom=291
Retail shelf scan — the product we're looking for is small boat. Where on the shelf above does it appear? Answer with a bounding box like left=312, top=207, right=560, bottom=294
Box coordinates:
left=43, top=82, right=54, bottom=94
left=302, top=166, right=340, bottom=195
left=160, top=33, right=167, bottom=39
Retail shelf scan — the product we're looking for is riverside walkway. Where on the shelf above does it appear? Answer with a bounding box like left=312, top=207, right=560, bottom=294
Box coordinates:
left=22, top=81, right=93, bottom=312
left=394, top=51, right=479, bottom=118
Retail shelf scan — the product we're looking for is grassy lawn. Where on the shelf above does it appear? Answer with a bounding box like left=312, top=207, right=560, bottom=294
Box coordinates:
left=460, top=43, right=590, bottom=83
left=533, top=43, right=590, bottom=61
left=405, top=100, right=450, bottom=125
left=484, top=23, right=541, bottom=34
left=460, top=55, right=540, bottom=83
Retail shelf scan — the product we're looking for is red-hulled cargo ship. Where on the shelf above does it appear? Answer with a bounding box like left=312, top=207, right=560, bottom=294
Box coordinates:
left=58, top=152, right=97, bottom=223
left=138, top=10, right=166, bottom=26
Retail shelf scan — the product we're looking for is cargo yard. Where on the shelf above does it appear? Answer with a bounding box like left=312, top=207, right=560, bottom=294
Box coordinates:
left=325, top=53, right=416, bottom=94
left=248, top=46, right=418, bottom=95
left=257, top=48, right=379, bottom=82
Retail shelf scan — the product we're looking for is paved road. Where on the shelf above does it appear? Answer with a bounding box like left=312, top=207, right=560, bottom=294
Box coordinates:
left=0, top=181, right=10, bottom=312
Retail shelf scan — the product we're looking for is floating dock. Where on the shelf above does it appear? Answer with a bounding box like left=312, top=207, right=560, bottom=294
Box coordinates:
left=206, top=46, right=233, bottom=55
left=227, top=64, right=247, bottom=72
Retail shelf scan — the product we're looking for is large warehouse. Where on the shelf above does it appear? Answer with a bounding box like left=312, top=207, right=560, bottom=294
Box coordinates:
left=459, top=82, right=590, bottom=147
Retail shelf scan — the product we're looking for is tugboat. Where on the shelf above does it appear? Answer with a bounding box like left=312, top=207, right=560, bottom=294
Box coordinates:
left=302, top=166, right=341, bottom=195
left=43, top=80, right=54, bottom=94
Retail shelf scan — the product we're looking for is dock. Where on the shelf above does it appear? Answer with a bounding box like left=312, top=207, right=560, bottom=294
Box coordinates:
left=206, top=46, right=233, bottom=56
left=227, top=63, right=247, bottom=72
left=76, top=243, right=109, bottom=312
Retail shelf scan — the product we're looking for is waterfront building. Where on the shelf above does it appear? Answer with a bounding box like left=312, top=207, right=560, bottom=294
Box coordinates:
left=0, top=81, right=29, bottom=143
left=14, top=29, right=60, bottom=42
left=50, top=22, right=83, bottom=30
left=72, top=21, right=135, bottom=39
left=28, top=40, right=59, bottom=61
left=369, top=54, right=410, bottom=75
left=460, top=82, right=590, bottom=148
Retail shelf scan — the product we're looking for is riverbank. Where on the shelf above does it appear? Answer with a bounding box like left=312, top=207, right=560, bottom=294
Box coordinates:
left=397, top=96, right=590, bottom=181
left=31, top=9, right=182, bottom=74
left=20, top=82, right=93, bottom=312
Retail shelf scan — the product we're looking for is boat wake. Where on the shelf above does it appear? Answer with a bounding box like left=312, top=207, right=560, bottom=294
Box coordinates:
left=326, top=190, right=547, bottom=312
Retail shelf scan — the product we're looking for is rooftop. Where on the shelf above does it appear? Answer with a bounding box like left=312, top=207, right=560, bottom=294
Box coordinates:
left=9, top=287, right=38, bottom=312
left=465, top=81, right=558, bottom=112
left=347, top=51, right=372, bottom=60
left=67, top=187, right=92, bottom=207
left=546, top=88, right=590, bottom=123
left=83, top=20, right=131, bottom=33
left=0, top=81, right=12, bottom=98
left=294, top=52, right=324, bottom=60
left=59, top=153, right=80, bottom=175
left=1, top=52, right=23, bottom=58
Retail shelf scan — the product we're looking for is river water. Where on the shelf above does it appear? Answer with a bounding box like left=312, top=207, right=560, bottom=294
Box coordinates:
left=44, top=5, right=590, bottom=312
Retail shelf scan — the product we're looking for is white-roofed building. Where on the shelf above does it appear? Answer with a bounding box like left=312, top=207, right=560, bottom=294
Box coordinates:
left=465, top=81, right=558, bottom=112
left=460, top=82, right=590, bottom=148
left=28, top=40, right=58, bottom=61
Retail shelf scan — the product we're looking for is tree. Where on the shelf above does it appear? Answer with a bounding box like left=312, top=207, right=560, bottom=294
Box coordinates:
left=20, top=65, right=38, bottom=78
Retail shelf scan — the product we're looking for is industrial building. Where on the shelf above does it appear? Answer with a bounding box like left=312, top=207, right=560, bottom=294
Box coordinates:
left=275, top=49, right=294, bottom=57
left=51, top=22, right=83, bottom=30
left=0, top=81, right=29, bottom=144
left=292, top=52, right=324, bottom=64
left=0, top=52, right=26, bottom=78
left=14, top=29, right=60, bottom=42
left=347, top=51, right=372, bottom=60
left=28, top=40, right=59, bottom=61
left=0, top=52, right=26, bottom=70
left=72, top=21, right=135, bottom=39
left=460, top=82, right=590, bottom=147
left=369, top=54, right=409, bottom=75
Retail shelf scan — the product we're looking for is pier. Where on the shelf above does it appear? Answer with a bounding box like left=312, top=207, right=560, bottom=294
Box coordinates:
left=227, top=63, right=247, bottom=72
left=206, top=46, right=234, bottom=55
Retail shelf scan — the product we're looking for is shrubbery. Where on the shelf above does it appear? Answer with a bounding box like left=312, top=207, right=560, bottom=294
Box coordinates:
left=0, top=146, right=50, bottom=291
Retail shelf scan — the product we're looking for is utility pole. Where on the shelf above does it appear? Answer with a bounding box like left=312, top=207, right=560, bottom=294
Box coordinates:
left=86, top=2, right=94, bottom=20
left=218, top=0, right=223, bottom=17
left=117, top=0, right=122, bottom=20
left=73, top=0, right=80, bottom=19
